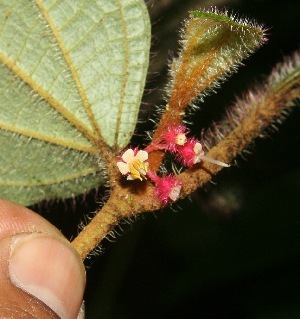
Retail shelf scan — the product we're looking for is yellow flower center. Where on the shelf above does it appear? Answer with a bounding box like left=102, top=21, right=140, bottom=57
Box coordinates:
left=129, top=159, right=149, bottom=180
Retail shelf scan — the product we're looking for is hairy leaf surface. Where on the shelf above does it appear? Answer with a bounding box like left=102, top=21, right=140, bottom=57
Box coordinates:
left=0, top=0, right=150, bottom=205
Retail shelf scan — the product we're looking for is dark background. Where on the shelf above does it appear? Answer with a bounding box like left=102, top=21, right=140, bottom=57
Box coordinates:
left=32, top=0, right=300, bottom=318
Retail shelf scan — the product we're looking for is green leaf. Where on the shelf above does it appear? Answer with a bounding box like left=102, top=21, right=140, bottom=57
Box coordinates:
left=0, top=0, right=150, bottom=205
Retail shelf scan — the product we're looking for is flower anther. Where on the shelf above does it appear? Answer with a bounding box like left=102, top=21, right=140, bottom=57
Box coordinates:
left=117, top=148, right=149, bottom=181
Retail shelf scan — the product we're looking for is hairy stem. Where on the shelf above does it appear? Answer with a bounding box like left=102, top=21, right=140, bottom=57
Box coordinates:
left=72, top=51, right=300, bottom=260
left=71, top=192, right=129, bottom=260
left=71, top=183, right=161, bottom=260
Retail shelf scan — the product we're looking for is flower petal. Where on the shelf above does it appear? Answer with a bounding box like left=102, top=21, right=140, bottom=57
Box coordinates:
left=175, top=134, right=187, bottom=146
left=169, top=185, right=182, bottom=201
left=193, top=142, right=204, bottom=155
left=136, top=150, right=148, bottom=162
left=122, top=149, right=134, bottom=163
left=117, top=162, right=130, bottom=175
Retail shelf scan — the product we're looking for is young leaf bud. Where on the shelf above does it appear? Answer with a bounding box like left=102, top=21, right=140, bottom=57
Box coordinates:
left=167, top=8, right=267, bottom=111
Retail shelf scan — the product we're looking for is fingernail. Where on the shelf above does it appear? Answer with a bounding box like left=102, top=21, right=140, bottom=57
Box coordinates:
left=9, top=233, right=86, bottom=319
left=77, top=301, right=85, bottom=319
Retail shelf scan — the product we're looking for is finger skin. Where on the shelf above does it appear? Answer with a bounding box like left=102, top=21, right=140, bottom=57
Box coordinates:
left=0, top=199, right=84, bottom=319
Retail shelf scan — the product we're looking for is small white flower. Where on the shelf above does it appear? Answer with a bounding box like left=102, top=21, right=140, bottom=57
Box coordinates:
left=117, top=148, right=149, bottom=181
left=175, top=133, right=187, bottom=146
left=193, top=142, right=205, bottom=164
left=168, top=184, right=182, bottom=201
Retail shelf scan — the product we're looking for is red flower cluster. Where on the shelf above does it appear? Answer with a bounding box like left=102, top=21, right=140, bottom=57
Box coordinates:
left=117, top=126, right=229, bottom=204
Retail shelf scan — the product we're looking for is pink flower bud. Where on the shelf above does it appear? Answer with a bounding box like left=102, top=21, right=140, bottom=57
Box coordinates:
left=176, top=137, right=230, bottom=168
left=161, top=125, right=188, bottom=151
left=146, top=125, right=188, bottom=153
left=176, top=137, right=204, bottom=167
left=147, top=171, right=182, bottom=204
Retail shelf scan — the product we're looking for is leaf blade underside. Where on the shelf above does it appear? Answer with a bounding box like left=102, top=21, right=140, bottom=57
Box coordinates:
left=0, top=0, right=150, bottom=205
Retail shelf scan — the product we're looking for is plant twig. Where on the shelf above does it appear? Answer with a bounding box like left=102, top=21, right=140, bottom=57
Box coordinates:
left=71, top=50, right=300, bottom=260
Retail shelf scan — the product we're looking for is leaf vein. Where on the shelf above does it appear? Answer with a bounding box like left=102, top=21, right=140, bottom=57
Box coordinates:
left=0, top=123, right=97, bottom=155
left=0, top=167, right=99, bottom=187
left=114, top=0, right=130, bottom=148
left=0, top=51, right=98, bottom=145
left=34, top=0, right=103, bottom=142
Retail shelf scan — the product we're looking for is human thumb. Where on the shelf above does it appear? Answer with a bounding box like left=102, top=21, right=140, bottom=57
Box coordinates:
left=0, top=199, right=86, bottom=319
